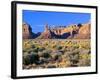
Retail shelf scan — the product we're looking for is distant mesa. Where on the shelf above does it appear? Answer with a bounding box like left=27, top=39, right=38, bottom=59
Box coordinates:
left=23, top=22, right=91, bottom=39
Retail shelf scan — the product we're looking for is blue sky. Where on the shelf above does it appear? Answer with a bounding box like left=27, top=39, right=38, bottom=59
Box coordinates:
left=23, top=10, right=90, bottom=33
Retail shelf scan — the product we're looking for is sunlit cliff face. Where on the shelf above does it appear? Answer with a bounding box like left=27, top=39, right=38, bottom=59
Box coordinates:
left=23, top=23, right=32, bottom=39
left=22, top=22, right=91, bottom=39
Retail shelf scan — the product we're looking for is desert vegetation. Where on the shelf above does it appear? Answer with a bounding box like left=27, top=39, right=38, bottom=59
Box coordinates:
left=23, top=39, right=91, bottom=69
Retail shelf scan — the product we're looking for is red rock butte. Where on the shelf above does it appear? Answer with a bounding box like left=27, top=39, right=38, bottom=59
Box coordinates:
left=23, top=22, right=91, bottom=39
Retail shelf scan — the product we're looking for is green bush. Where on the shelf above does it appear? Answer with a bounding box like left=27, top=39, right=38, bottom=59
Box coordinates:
left=42, top=51, right=51, bottom=58
left=23, top=52, right=39, bottom=65
left=32, top=47, right=39, bottom=53
left=23, top=54, right=30, bottom=65
left=67, top=50, right=79, bottom=65
left=38, top=47, right=45, bottom=52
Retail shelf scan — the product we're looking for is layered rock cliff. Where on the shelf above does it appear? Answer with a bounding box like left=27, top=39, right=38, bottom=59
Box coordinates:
left=23, top=22, right=91, bottom=39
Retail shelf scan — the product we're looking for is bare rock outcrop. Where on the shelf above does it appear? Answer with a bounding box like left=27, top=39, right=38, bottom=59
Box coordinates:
left=23, top=23, right=36, bottom=39
left=23, top=22, right=91, bottom=39
left=74, top=23, right=91, bottom=39
left=37, top=24, right=56, bottom=39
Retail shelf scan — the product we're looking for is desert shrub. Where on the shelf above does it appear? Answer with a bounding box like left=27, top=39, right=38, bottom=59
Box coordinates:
left=23, top=52, right=39, bottom=65
left=82, top=44, right=90, bottom=49
left=38, top=50, right=51, bottom=56
left=38, top=57, right=46, bottom=64
left=88, top=50, right=91, bottom=54
left=38, top=47, right=45, bottom=52
left=54, top=54, right=60, bottom=61
left=51, top=53, right=60, bottom=61
left=42, top=52, right=51, bottom=58
left=23, top=50, right=27, bottom=53
left=78, top=53, right=91, bottom=66
left=52, top=44, right=56, bottom=48
left=73, top=44, right=79, bottom=49
left=67, top=50, right=79, bottom=66
left=32, top=47, right=39, bottom=53
left=31, top=44, right=35, bottom=48
left=30, top=52, right=39, bottom=64
left=56, top=46, right=63, bottom=50
left=23, top=54, right=30, bottom=65
left=32, top=46, right=45, bottom=53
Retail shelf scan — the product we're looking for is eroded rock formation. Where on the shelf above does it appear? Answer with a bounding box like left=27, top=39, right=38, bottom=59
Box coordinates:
left=23, top=22, right=91, bottom=39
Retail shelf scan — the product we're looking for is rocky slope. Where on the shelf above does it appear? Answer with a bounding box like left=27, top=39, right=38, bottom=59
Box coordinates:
left=37, top=23, right=91, bottom=39
left=74, top=23, right=91, bottom=39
